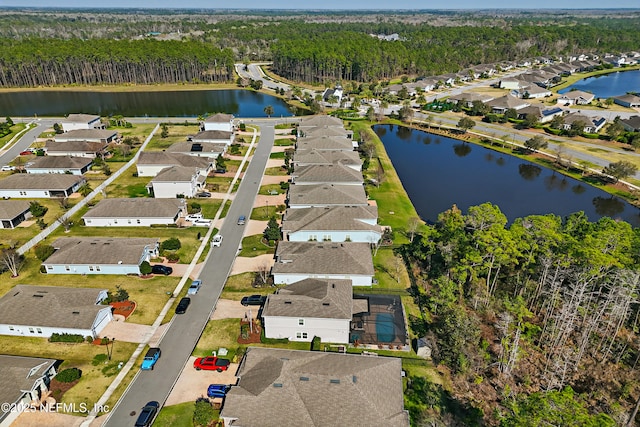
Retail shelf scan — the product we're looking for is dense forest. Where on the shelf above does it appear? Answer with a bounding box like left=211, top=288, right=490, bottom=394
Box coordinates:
left=0, top=10, right=640, bottom=86
left=400, top=203, right=640, bottom=425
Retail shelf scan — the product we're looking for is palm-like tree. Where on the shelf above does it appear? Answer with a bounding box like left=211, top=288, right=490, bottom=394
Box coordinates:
left=264, top=105, right=274, bottom=118
left=78, top=183, right=93, bottom=197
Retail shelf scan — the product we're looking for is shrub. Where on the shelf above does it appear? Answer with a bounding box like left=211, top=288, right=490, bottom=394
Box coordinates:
left=193, top=398, right=215, bottom=427
left=34, top=244, right=55, bottom=261
left=50, top=333, right=85, bottom=343
left=36, top=218, right=47, bottom=229
left=92, top=353, right=108, bottom=366
left=139, top=261, right=152, bottom=275
left=161, top=237, right=181, bottom=251
left=311, top=336, right=321, bottom=351
left=56, top=368, right=82, bottom=383
left=188, top=202, right=201, bottom=214
left=29, top=201, right=48, bottom=217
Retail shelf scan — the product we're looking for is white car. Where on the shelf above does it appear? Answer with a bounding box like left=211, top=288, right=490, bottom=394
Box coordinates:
left=185, top=213, right=203, bottom=222
left=192, top=219, right=212, bottom=227
left=211, top=234, right=223, bottom=247
left=1, top=165, right=15, bottom=171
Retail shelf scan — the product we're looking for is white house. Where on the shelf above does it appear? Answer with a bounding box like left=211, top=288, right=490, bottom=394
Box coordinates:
left=448, top=92, right=495, bottom=107
left=136, top=151, right=213, bottom=177
left=25, top=156, right=92, bottom=175
left=61, top=113, right=104, bottom=132
left=293, top=149, right=362, bottom=171
left=0, top=200, right=31, bottom=229
left=0, top=355, right=58, bottom=427
left=44, top=140, right=108, bottom=158
left=291, top=163, right=364, bottom=186
left=0, top=174, right=85, bottom=198
left=82, top=198, right=185, bottom=227
left=166, top=141, right=227, bottom=160
left=191, top=130, right=234, bottom=146
left=202, top=113, right=234, bottom=132
left=43, top=237, right=159, bottom=275
left=322, top=85, right=344, bottom=105
left=147, top=166, right=204, bottom=198
left=558, top=90, right=595, bottom=105
left=271, top=241, right=374, bottom=286
left=486, top=94, right=530, bottom=114
left=0, top=285, right=112, bottom=338
left=54, top=129, right=118, bottom=144
left=287, top=184, right=369, bottom=209
left=561, top=112, right=607, bottom=133
left=282, top=205, right=382, bottom=243
left=262, top=278, right=353, bottom=343
left=296, top=135, right=356, bottom=152
left=298, top=115, right=344, bottom=130
left=220, top=348, right=409, bottom=427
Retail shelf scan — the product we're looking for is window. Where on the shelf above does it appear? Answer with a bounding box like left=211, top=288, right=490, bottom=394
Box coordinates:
left=296, top=332, right=308, bottom=339
left=136, top=219, right=141, bottom=224
left=28, top=328, right=35, bottom=334
left=298, top=319, right=305, bottom=326
left=89, top=266, right=94, bottom=271
left=96, top=266, right=101, bottom=271
left=46, top=266, right=53, bottom=271
left=127, top=220, right=131, bottom=224
left=65, top=266, right=70, bottom=271
left=114, top=220, right=118, bottom=224
left=36, top=328, right=42, bottom=334
left=8, top=326, right=14, bottom=331
left=323, top=235, right=331, bottom=241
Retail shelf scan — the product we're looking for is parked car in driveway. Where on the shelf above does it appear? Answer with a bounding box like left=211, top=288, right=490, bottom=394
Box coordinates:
left=1, top=165, right=15, bottom=171
left=241, top=294, right=266, bottom=306
left=185, top=213, right=203, bottom=222
left=207, top=384, right=230, bottom=398
left=193, top=356, right=230, bottom=372
left=141, top=348, right=161, bottom=370
left=195, top=192, right=211, bottom=198
left=151, top=264, right=173, bottom=275
left=175, top=297, right=191, bottom=314
left=192, top=219, right=212, bottom=227
left=187, top=279, right=202, bottom=295
left=19, top=150, right=33, bottom=156
left=134, top=401, right=159, bottom=427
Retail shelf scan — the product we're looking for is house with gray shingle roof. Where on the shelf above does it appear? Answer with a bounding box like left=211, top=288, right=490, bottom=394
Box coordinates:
left=282, top=206, right=382, bottom=243
left=287, top=184, right=368, bottom=209
left=298, top=115, right=343, bottom=129
left=291, top=163, right=364, bottom=186
left=613, top=94, right=640, bottom=108
left=82, top=198, right=185, bottom=227
left=61, top=113, right=104, bottom=132
left=558, top=90, right=595, bottom=106
left=44, top=140, right=108, bottom=158
left=486, top=94, right=530, bottom=114
left=147, top=166, right=205, bottom=198
left=136, top=151, right=213, bottom=177
left=166, top=141, right=227, bottom=160
left=54, top=129, right=117, bottom=144
left=0, top=174, right=85, bottom=198
left=448, top=92, right=495, bottom=107
left=0, top=355, right=58, bottom=426
left=203, top=113, right=234, bottom=132
left=263, top=278, right=353, bottom=343
left=621, top=115, right=640, bottom=132
left=0, top=285, right=112, bottom=338
left=296, top=135, right=356, bottom=152
left=298, top=125, right=352, bottom=140
left=293, top=149, right=362, bottom=171
left=25, top=156, right=93, bottom=175
left=191, top=130, right=234, bottom=146
left=272, top=241, right=374, bottom=286
left=43, top=237, right=159, bottom=275
left=561, top=112, right=606, bottom=133
left=0, top=200, right=31, bottom=229
left=220, top=347, right=409, bottom=427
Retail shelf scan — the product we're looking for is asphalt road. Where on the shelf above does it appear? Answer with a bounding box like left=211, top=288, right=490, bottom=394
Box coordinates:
left=102, top=124, right=275, bottom=427
left=0, top=119, right=57, bottom=167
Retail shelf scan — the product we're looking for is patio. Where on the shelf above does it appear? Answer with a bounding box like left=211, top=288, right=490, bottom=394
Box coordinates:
left=350, top=294, right=410, bottom=351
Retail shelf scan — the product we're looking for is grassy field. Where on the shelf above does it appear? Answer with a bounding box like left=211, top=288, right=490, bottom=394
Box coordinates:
left=155, top=401, right=199, bottom=427
left=257, top=183, right=284, bottom=196
left=0, top=122, right=27, bottom=145
left=238, top=234, right=275, bottom=257
left=264, top=166, right=287, bottom=176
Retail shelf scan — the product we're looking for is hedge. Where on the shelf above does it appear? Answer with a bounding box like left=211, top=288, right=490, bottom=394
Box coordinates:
left=56, top=368, right=82, bottom=383
left=50, top=333, right=85, bottom=343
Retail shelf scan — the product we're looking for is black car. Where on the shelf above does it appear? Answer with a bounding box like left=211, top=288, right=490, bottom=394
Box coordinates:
left=215, top=168, right=227, bottom=174
left=151, top=264, right=173, bottom=275
left=195, top=191, right=211, bottom=198
left=175, top=297, right=191, bottom=314
left=135, top=401, right=159, bottom=427
left=241, top=294, right=266, bottom=306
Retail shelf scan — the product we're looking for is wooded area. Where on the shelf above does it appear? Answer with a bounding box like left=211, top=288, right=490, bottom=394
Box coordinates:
left=400, top=203, right=640, bottom=425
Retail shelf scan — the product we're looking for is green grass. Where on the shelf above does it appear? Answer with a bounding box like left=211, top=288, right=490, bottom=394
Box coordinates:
left=238, top=234, right=275, bottom=257
left=155, top=401, right=196, bottom=427
left=274, top=138, right=295, bottom=146
left=264, top=166, right=287, bottom=176
left=257, top=183, right=285, bottom=196
left=145, top=125, right=200, bottom=151
left=0, top=122, right=27, bottom=145
left=371, top=247, right=412, bottom=291
left=206, top=177, right=233, bottom=193
left=269, top=151, right=286, bottom=159
left=221, top=272, right=255, bottom=297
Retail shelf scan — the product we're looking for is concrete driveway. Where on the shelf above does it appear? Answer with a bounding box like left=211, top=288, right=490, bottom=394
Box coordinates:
left=231, top=254, right=275, bottom=276
left=98, top=320, right=169, bottom=346
left=211, top=299, right=253, bottom=320
left=165, top=357, right=238, bottom=406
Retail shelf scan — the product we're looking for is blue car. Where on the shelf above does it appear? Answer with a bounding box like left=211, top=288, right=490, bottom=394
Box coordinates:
left=141, top=347, right=161, bottom=370
left=207, top=384, right=230, bottom=398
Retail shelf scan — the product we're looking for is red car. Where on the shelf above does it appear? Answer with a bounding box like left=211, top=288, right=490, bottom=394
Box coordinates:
left=193, top=356, right=230, bottom=372
left=20, top=150, right=33, bottom=156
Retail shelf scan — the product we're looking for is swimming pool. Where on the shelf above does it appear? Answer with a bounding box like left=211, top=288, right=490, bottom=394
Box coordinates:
left=376, top=313, right=396, bottom=343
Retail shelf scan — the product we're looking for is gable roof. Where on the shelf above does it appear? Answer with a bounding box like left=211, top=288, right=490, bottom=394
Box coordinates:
left=282, top=206, right=381, bottom=234
left=45, top=237, right=158, bottom=265
left=448, top=92, right=494, bottom=103
left=25, top=156, right=92, bottom=170
left=263, top=278, right=353, bottom=319
left=298, top=115, right=343, bottom=128
left=300, top=126, right=349, bottom=138
left=293, top=149, right=362, bottom=167
left=0, top=174, right=84, bottom=191
left=621, top=115, right=640, bottom=130
left=296, top=135, right=354, bottom=151
left=221, top=347, right=409, bottom=427
left=0, top=285, right=107, bottom=330
left=559, top=90, right=595, bottom=101
left=272, top=241, right=374, bottom=276
left=0, top=355, right=57, bottom=413
left=0, top=200, right=31, bottom=220
left=563, top=112, right=599, bottom=126
left=291, top=163, right=364, bottom=184
left=166, top=141, right=227, bottom=155
left=63, top=113, right=100, bottom=124
left=54, top=129, right=117, bottom=141
left=137, top=151, right=212, bottom=168
left=45, top=140, right=107, bottom=154
left=614, top=94, right=640, bottom=104
left=204, top=113, right=234, bottom=123
left=151, top=165, right=198, bottom=182
left=192, top=130, right=233, bottom=141
left=83, top=198, right=184, bottom=219
left=487, top=94, right=530, bottom=110
left=288, top=184, right=368, bottom=207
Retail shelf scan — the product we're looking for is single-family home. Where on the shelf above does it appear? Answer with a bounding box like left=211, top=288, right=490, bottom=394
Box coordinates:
left=166, top=141, right=227, bottom=159
left=322, top=85, right=344, bottom=105
left=413, top=78, right=438, bottom=92
left=43, top=237, right=159, bottom=275
left=287, top=184, right=369, bottom=209
left=558, top=90, right=595, bottom=106
left=272, top=241, right=374, bottom=286
left=385, top=83, right=416, bottom=97
left=516, top=105, right=543, bottom=121
left=298, top=115, right=344, bottom=130
left=437, top=73, right=457, bottom=86
left=293, top=149, right=362, bottom=171
left=0, top=174, right=85, bottom=198
left=448, top=92, right=495, bottom=107
left=539, top=107, right=565, bottom=123
left=0, top=200, right=31, bottom=229
left=44, top=140, right=108, bottom=158
left=613, top=94, right=640, bottom=108
left=147, top=165, right=205, bottom=198
left=262, top=278, right=353, bottom=343
left=25, top=156, right=92, bottom=175
left=499, top=79, right=527, bottom=90
left=190, top=130, right=234, bottom=146
left=281, top=205, right=382, bottom=243
left=298, top=126, right=352, bottom=140
left=0, top=355, right=58, bottom=426
left=82, top=198, right=185, bottom=227
left=515, top=84, right=552, bottom=99
left=202, top=113, right=234, bottom=132
left=220, top=347, right=410, bottom=427
left=61, top=113, right=104, bottom=132
left=620, top=115, right=640, bottom=132
left=486, top=94, right=530, bottom=114
left=136, top=152, right=213, bottom=177
left=295, top=135, right=355, bottom=152
left=561, top=112, right=607, bottom=133
left=291, top=163, right=364, bottom=186
left=54, top=129, right=118, bottom=144
left=0, top=285, right=112, bottom=338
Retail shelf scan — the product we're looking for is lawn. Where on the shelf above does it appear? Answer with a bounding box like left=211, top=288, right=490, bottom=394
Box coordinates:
left=264, top=166, right=287, bottom=176
left=238, top=234, right=275, bottom=257
left=274, top=138, right=295, bottom=146
left=206, top=177, right=233, bottom=193
left=0, top=336, right=137, bottom=416
left=257, top=183, right=285, bottom=196
left=102, top=164, right=151, bottom=198
left=145, top=125, right=200, bottom=151
left=155, top=401, right=198, bottom=427
left=0, top=122, right=27, bottom=145
left=371, top=246, right=412, bottom=291
left=269, top=151, right=285, bottom=159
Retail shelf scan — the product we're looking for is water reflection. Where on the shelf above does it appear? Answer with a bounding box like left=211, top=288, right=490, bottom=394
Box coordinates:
left=592, top=196, right=625, bottom=217
left=453, top=143, right=472, bottom=157
left=544, top=173, right=569, bottom=192
left=572, top=184, right=587, bottom=195
left=518, top=164, right=542, bottom=181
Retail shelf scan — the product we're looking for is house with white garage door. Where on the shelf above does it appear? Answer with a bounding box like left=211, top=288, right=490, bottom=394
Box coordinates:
left=83, top=198, right=185, bottom=227
left=0, top=174, right=85, bottom=198
left=61, top=113, right=104, bottom=132
left=136, top=151, right=213, bottom=177
left=202, top=113, right=234, bottom=132
left=147, top=165, right=204, bottom=198
left=0, top=285, right=112, bottom=338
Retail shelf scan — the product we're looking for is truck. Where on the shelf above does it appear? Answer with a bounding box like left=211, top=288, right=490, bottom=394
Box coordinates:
left=141, top=347, right=161, bottom=370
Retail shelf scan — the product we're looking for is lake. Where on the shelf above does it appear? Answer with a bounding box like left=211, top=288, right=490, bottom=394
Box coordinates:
left=558, top=69, right=640, bottom=99
left=374, top=124, right=640, bottom=227
left=0, top=89, right=295, bottom=118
